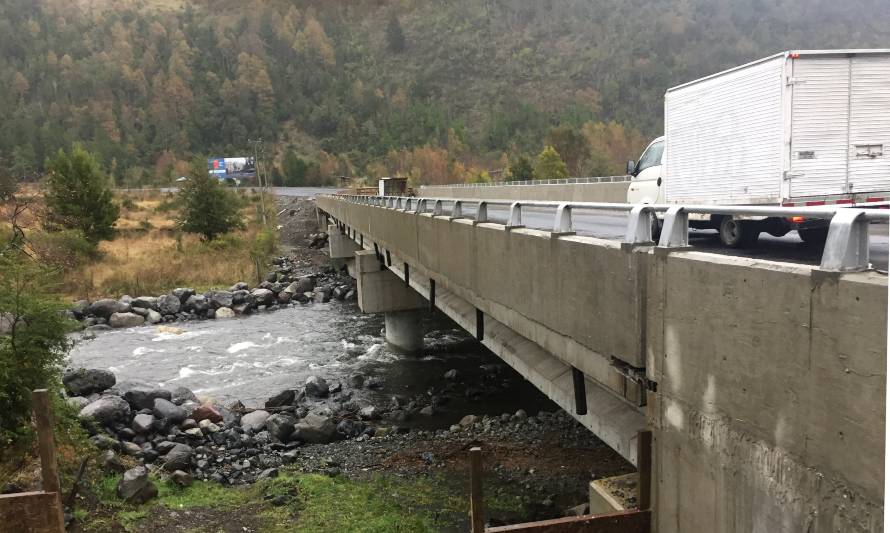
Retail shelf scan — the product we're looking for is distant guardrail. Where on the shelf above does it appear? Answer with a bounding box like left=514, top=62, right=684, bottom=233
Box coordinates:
left=420, top=176, right=630, bottom=188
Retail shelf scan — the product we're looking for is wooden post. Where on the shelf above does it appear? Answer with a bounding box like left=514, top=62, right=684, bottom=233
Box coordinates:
left=32, top=389, right=66, bottom=532
left=636, top=430, right=652, bottom=511
left=469, top=446, right=485, bottom=533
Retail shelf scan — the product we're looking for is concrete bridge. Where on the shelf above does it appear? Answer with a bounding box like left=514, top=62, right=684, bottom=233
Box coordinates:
left=316, top=193, right=886, bottom=533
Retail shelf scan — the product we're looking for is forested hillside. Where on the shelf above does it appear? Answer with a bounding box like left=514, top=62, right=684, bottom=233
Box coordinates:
left=1, top=0, right=888, bottom=185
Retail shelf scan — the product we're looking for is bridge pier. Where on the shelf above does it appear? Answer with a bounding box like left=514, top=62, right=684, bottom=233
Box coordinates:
left=328, top=223, right=361, bottom=270
left=353, top=250, right=426, bottom=353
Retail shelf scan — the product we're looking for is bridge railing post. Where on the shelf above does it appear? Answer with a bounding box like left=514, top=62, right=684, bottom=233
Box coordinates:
left=451, top=201, right=463, bottom=220
left=433, top=199, right=444, bottom=216
left=820, top=209, right=869, bottom=272
left=624, top=205, right=656, bottom=245
left=658, top=206, right=690, bottom=249
left=553, top=203, right=572, bottom=234
left=475, top=202, right=488, bottom=223
left=507, top=202, right=523, bottom=229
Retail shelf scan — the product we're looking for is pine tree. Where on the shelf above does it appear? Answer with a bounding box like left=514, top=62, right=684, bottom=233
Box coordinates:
left=176, top=161, right=245, bottom=241
left=386, top=13, right=406, bottom=53
left=507, top=154, right=535, bottom=181
left=535, top=146, right=569, bottom=180
left=44, top=145, right=120, bottom=246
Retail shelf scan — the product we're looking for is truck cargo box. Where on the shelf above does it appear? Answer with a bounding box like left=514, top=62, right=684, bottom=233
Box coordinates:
left=664, top=50, right=890, bottom=205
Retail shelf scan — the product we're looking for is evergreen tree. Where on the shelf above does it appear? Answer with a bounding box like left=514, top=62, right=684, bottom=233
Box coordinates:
left=535, top=146, right=569, bottom=180
left=386, top=13, right=406, bottom=53
left=44, top=145, right=119, bottom=246
left=281, top=149, right=309, bottom=186
left=176, top=161, right=245, bottom=241
left=507, top=154, right=535, bottom=181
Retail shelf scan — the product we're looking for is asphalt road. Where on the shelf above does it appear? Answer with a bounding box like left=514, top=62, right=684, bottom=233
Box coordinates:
left=273, top=186, right=337, bottom=197
left=479, top=205, right=890, bottom=271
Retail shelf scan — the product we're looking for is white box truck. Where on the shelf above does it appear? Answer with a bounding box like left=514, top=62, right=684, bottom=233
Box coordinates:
left=626, top=49, right=890, bottom=246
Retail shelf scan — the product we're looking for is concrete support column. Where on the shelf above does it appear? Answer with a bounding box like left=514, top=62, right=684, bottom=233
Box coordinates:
left=328, top=224, right=361, bottom=259
left=384, top=310, right=424, bottom=353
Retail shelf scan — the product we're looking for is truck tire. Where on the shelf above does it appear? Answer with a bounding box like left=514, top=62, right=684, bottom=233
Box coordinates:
left=718, top=217, right=759, bottom=248
left=798, top=227, right=829, bottom=246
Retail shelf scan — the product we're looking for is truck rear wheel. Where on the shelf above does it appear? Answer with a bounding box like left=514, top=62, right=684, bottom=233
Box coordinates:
left=718, top=217, right=759, bottom=248
left=798, top=227, right=829, bottom=246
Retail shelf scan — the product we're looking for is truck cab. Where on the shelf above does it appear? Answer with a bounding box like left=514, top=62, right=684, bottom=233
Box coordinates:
left=626, top=136, right=665, bottom=205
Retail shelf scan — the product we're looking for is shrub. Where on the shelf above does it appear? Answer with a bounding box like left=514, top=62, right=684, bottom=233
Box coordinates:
left=119, top=196, right=137, bottom=210
left=0, top=253, right=72, bottom=450
left=44, top=144, right=120, bottom=246
left=535, top=145, right=569, bottom=180
left=29, top=229, right=95, bottom=270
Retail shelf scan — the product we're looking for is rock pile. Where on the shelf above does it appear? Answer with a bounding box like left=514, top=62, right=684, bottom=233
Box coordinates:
left=66, top=369, right=381, bottom=487
left=70, top=254, right=358, bottom=334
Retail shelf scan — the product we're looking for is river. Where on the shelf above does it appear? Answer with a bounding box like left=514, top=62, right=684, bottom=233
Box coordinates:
left=68, top=299, right=557, bottom=429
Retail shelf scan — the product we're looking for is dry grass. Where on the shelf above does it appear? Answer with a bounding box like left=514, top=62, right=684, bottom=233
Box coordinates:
left=65, top=190, right=274, bottom=299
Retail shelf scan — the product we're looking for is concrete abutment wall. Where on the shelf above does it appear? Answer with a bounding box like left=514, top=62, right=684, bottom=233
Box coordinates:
left=317, top=196, right=886, bottom=533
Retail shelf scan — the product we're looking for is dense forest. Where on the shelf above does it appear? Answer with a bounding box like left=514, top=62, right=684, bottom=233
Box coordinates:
left=1, top=0, right=888, bottom=185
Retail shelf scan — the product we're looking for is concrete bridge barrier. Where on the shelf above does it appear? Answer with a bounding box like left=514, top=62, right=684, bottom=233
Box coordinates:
left=317, top=194, right=886, bottom=533
left=420, top=181, right=630, bottom=203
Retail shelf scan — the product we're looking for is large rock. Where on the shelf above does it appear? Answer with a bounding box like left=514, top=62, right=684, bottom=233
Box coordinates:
left=214, top=307, right=235, bottom=319
left=71, top=300, right=90, bottom=319
left=153, top=398, right=186, bottom=424
left=172, top=288, right=196, bottom=303
left=284, top=276, right=315, bottom=295
left=240, top=410, right=270, bottom=433
left=162, top=443, right=193, bottom=472
left=117, top=466, right=158, bottom=504
left=292, top=414, right=340, bottom=444
left=89, top=299, right=130, bottom=319
left=146, top=309, right=163, bottom=324
left=132, top=413, right=155, bottom=434
left=229, top=282, right=249, bottom=292
left=184, top=295, right=210, bottom=313
left=63, top=368, right=116, bottom=396
left=79, top=396, right=131, bottom=425
left=208, top=291, right=234, bottom=309
left=250, top=288, right=276, bottom=306
left=169, top=386, right=198, bottom=405
left=304, top=376, right=329, bottom=398
left=192, top=403, right=223, bottom=423
left=109, top=312, right=145, bottom=328
left=123, top=386, right=172, bottom=410
left=265, top=413, right=297, bottom=442
left=130, top=296, right=158, bottom=310
left=156, top=294, right=181, bottom=315
left=265, top=390, right=296, bottom=409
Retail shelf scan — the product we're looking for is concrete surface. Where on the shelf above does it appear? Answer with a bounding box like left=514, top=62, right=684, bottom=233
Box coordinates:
left=384, top=310, right=424, bottom=353
left=318, top=195, right=887, bottom=533
left=421, top=182, right=630, bottom=203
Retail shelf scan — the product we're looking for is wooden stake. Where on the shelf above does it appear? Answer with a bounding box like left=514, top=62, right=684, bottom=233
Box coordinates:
left=32, top=389, right=66, bottom=531
left=469, top=447, right=485, bottom=533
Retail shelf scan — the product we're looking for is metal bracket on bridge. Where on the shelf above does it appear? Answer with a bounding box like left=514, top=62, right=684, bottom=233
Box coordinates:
left=819, top=209, right=870, bottom=272
left=450, top=201, right=463, bottom=220
left=657, top=206, right=691, bottom=251
left=433, top=200, right=444, bottom=216
left=551, top=203, right=575, bottom=236
left=623, top=205, right=656, bottom=248
left=474, top=202, right=488, bottom=224
left=415, top=199, right=427, bottom=215
left=403, top=198, right=413, bottom=212
left=506, top=202, right=524, bottom=230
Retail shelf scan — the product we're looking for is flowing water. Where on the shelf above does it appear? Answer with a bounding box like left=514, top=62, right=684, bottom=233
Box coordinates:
left=68, top=300, right=556, bottom=429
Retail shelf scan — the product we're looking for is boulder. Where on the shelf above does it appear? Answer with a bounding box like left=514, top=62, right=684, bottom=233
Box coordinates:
left=132, top=413, right=155, bottom=434
left=292, top=414, right=340, bottom=444
left=117, top=466, right=158, bottom=504
left=89, top=299, right=130, bottom=319
left=71, top=300, right=90, bottom=319
left=250, top=288, right=276, bottom=306
left=459, top=414, right=477, bottom=427
left=208, top=291, right=234, bottom=309
left=265, top=413, right=297, bottom=442
left=183, top=295, right=210, bottom=314
left=232, top=303, right=253, bottom=315
left=191, top=403, right=223, bottom=423
left=109, top=312, right=145, bottom=328
left=123, top=386, right=172, bottom=410
left=169, top=386, right=198, bottom=405
left=100, top=450, right=126, bottom=473
left=285, top=276, right=315, bottom=295
left=214, top=307, right=235, bottom=319
left=336, top=419, right=367, bottom=439
left=265, top=390, right=296, bottom=409
left=131, top=296, right=158, bottom=310
left=146, top=309, right=163, bottom=324
left=444, top=369, right=458, bottom=380
left=229, top=282, right=249, bottom=292
left=277, top=291, right=292, bottom=304
left=153, top=398, right=186, bottom=424
left=198, top=419, right=220, bottom=433
left=171, top=470, right=193, bottom=487
left=162, top=443, right=193, bottom=472
left=172, top=287, right=196, bottom=303
left=157, top=294, right=181, bottom=315
left=80, top=396, right=131, bottom=425
left=358, top=406, right=380, bottom=421
left=129, top=306, right=149, bottom=317
left=304, top=376, right=330, bottom=398
left=67, top=396, right=91, bottom=410
left=63, top=368, right=116, bottom=396
left=240, top=410, right=270, bottom=433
